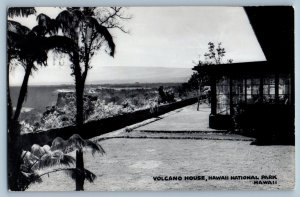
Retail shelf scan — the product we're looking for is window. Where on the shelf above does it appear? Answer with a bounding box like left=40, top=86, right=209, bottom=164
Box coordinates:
left=263, top=75, right=275, bottom=103
left=279, top=74, right=291, bottom=104
left=246, top=78, right=260, bottom=104
left=232, top=78, right=245, bottom=105
left=216, top=76, right=230, bottom=115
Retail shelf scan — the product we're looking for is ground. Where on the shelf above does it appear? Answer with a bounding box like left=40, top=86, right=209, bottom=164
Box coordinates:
left=136, top=103, right=215, bottom=131
left=26, top=104, right=295, bottom=191
left=28, top=138, right=295, bottom=191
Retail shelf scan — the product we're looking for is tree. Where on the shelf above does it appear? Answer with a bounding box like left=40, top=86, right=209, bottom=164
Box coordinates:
left=43, top=7, right=130, bottom=129
left=8, top=21, right=78, bottom=124
left=19, top=144, right=75, bottom=190
left=7, top=7, right=128, bottom=190
left=7, top=11, right=78, bottom=190
left=8, top=7, right=36, bottom=17
left=19, top=134, right=104, bottom=191
left=51, top=134, right=105, bottom=191
left=190, top=42, right=233, bottom=110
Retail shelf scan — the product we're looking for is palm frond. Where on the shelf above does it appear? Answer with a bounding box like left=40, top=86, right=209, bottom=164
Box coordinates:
left=63, top=168, right=97, bottom=183
left=31, top=25, right=46, bottom=36
left=42, top=145, right=51, bottom=153
left=37, top=13, right=51, bottom=26
left=60, top=154, right=76, bottom=166
left=86, top=17, right=115, bottom=57
left=63, top=168, right=78, bottom=181
left=56, top=10, right=80, bottom=38
left=21, top=171, right=42, bottom=184
left=36, top=13, right=58, bottom=35
left=37, top=150, right=75, bottom=169
left=7, top=31, right=27, bottom=52
left=31, top=144, right=46, bottom=158
left=8, top=7, right=36, bottom=18
left=22, top=150, right=39, bottom=168
left=66, top=134, right=86, bottom=152
left=43, top=35, right=78, bottom=53
left=83, top=168, right=97, bottom=183
left=51, top=134, right=105, bottom=156
left=66, top=7, right=80, bottom=12
left=85, top=140, right=105, bottom=156
left=51, top=137, right=67, bottom=152
left=7, top=20, right=30, bottom=35
left=56, top=10, right=73, bottom=26
left=83, top=7, right=96, bottom=16
left=65, top=134, right=105, bottom=155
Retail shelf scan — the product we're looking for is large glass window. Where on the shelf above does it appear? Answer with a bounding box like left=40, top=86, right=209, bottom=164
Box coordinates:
left=232, top=78, right=245, bottom=105
left=216, top=76, right=230, bottom=115
left=278, top=74, right=291, bottom=104
left=214, top=73, right=291, bottom=116
left=246, top=78, right=260, bottom=104
left=263, top=75, right=275, bottom=103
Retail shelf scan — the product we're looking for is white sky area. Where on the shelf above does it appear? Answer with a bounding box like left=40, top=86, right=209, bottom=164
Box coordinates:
left=9, top=7, right=266, bottom=86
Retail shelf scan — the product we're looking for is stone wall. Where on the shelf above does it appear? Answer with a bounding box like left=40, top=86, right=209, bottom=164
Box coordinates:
left=21, top=97, right=200, bottom=150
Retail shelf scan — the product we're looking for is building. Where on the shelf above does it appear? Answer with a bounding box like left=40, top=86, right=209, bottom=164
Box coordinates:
left=200, top=6, right=294, bottom=144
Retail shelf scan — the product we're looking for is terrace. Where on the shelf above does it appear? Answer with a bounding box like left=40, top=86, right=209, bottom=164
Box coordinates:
left=27, top=103, right=294, bottom=191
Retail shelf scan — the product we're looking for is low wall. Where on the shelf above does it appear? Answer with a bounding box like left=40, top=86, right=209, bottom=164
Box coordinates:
left=21, top=97, right=199, bottom=150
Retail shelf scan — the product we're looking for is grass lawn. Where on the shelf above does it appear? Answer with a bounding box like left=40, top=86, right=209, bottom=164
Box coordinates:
left=27, top=138, right=295, bottom=191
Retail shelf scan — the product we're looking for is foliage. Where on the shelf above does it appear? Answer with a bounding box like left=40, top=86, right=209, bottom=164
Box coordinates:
left=158, top=86, right=175, bottom=104
left=19, top=144, right=75, bottom=190
left=39, top=7, right=130, bottom=127
left=51, top=134, right=105, bottom=156
left=8, top=7, right=36, bottom=18
left=203, top=42, right=233, bottom=65
left=51, top=134, right=105, bottom=191
left=188, top=42, right=233, bottom=87
left=17, top=85, right=197, bottom=133
left=19, top=134, right=104, bottom=190
left=7, top=9, right=77, bottom=191
left=185, top=42, right=233, bottom=110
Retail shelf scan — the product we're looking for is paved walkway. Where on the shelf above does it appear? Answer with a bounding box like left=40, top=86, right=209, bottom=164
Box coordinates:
left=92, top=103, right=254, bottom=142
left=135, top=103, right=216, bottom=132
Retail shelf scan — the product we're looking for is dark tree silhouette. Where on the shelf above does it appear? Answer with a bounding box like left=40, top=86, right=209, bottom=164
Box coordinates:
left=7, top=15, right=78, bottom=190
left=36, top=7, right=129, bottom=190
left=51, top=134, right=105, bottom=191
left=42, top=7, right=130, bottom=129
left=18, top=134, right=104, bottom=190
left=7, top=7, right=128, bottom=191
left=190, top=42, right=233, bottom=110
left=8, top=7, right=36, bottom=17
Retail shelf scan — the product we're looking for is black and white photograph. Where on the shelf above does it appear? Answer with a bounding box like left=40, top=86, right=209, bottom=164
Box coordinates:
left=7, top=6, right=295, bottom=191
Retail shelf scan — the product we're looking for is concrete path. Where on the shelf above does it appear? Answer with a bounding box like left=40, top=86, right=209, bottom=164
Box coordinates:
left=135, top=103, right=219, bottom=132
left=91, top=103, right=254, bottom=142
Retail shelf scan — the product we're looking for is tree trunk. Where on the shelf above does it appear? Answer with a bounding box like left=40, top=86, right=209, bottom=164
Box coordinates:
left=7, top=57, right=13, bottom=125
left=9, top=61, right=34, bottom=190
left=75, top=149, right=85, bottom=191
left=197, top=80, right=202, bottom=111
left=72, top=50, right=84, bottom=130
left=13, top=62, right=33, bottom=121
left=75, top=80, right=84, bottom=130
left=8, top=121, right=25, bottom=191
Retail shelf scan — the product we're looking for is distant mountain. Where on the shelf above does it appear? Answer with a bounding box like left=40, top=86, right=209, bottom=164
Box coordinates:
left=86, top=66, right=194, bottom=84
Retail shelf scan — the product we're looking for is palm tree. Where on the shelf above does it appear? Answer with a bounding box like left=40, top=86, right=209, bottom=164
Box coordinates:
left=20, top=144, right=75, bottom=190
left=7, top=10, right=37, bottom=190
left=51, top=134, right=105, bottom=191
left=42, top=7, right=116, bottom=129
left=7, top=16, right=79, bottom=191
left=7, top=7, right=36, bottom=128
left=8, top=16, right=80, bottom=121
left=8, top=7, right=36, bottom=17
left=18, top=134, right=103, bottom=191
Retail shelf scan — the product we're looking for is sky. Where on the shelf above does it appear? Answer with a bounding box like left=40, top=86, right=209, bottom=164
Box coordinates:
left=8, top=7, right=266, bottom=85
